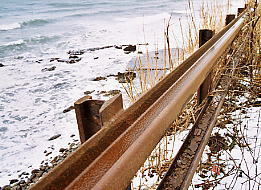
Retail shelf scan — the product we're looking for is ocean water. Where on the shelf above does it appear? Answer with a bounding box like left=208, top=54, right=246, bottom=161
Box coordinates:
left=0, top=0, right=245, bottom=186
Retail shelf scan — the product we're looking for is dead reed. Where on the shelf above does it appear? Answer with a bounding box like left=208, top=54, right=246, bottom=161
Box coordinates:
left=129, top=0, right=259, bottom=189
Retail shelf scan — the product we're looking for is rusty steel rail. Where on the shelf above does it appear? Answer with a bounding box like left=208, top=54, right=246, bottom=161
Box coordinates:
left=30, top=10, right=248, bottom=190
left=157, top=52, right=239, bottom=190
left=67, top=13, right=246, bottom=190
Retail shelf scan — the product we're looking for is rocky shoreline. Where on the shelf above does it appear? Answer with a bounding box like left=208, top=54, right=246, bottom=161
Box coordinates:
left=0, top=141, right=80, bottom=190
left=0, top=44, right=141, bottom=190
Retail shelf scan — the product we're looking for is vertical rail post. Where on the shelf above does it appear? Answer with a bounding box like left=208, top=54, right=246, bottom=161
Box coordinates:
left=74, top=96, right=104, bottom=143
left=74, top=94, right=124, bottom=144
left=197, top=29, right=214, bottom=105
left=226, top=14, right=236, bottom=26
left=238, top=8, right=245, bottom=16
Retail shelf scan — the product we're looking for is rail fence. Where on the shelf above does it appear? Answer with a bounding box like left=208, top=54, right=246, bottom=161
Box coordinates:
left=30, top=5, right=251, bottom=190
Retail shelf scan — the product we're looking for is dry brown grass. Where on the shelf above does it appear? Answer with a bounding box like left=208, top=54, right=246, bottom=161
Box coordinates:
left=129, top=1, right=258, bottom=189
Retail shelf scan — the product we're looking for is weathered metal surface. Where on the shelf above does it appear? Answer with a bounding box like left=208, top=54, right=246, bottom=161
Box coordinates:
left=157, top=71, right=235, bottom=190
left=99, top=94, right=123, bottom=126
left=74, top=96, right=104, bottom=143
left=197, top=29, right=214, bottom=105
left=66, top=14, right=246, bottom=190
left=30, top=11, right=246, bottom=190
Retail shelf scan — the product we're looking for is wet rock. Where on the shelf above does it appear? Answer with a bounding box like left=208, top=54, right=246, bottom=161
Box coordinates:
left=107, top=73, right=117, bottom=77
left=0, top=63, right=5, bottom=67
left=45, top=152, right=52, bottom=156
left=50, top=58, right=60, bottom=62
left=18, top=172, right=29, bottom=178
left=57, top=59, right=67, bottom=63
left=138, top=43, right=149, bottom=46
left=84, top=90, right=95, bottom=95
left=68, top=50, right=85, bottom=55
left=67, top=58, right=81, bottom=64
left=69, top=55, right=79, bottom=59
left=123, top=45, right=136, bottom=52
left=92, top=76, right=107, bottom=81
left=48, top=134, right=61, bottom=141
left=63, top=106, right=74, bottom=113
left=36, top=59, right=43, bottom=63
left=114, top=45, right=122, bottom=49
left=41, top=66, right=56, bottom=72
left=59, top=148, right=67, bottom=153
left=9, top=179, right=19, bottom=184
left=88, top=45, right=113, bottom=51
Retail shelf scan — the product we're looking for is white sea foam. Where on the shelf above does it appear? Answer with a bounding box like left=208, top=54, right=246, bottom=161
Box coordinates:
left=2, top=39, right=25, bottom=47
left=0, top=23, right=21, bottom=31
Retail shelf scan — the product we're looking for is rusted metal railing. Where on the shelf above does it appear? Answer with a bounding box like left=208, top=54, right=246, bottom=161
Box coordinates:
left=30, top=8, right=248, bottom=190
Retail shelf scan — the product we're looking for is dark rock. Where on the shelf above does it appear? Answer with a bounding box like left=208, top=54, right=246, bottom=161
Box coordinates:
left=45, top=152, right=52, bottom=156
left=88, top=46, right=113, bottom=51
left=43, top=150, right=47, bottom=153
left=114, top=45, right=122, bottom=49
left=0, top=63, right=5, bottom=67
left=41, top=66, right=56, bottom=72
left=57, top=59, right=67, bottom=63
left=18, top=172, right=29, bottom=178
left=9, top=179, right=19, bottom=184
left=138, top=43, right=149, bottom=46
left=63, top=106, right=74, bottom=113
left=69, top=55, right=79, bottom=59
left=94, top=57, right=99, bottom=60
left=68, top=50, right=85, bottom=55
left=92, top=76, right=107, bottom=81
left=123, top=45, right=136, bottom=52
left=84, top=90, right=95, bottom=95
left=50, top=58, right=60, bottom=62
left=70, top=134, right=75, bottom=137
left=36, top=59, right=43, bottom=63
left=67, top=58, right=81, bottom=64
left=59, top=148, right=67, bottom=153
left=107, top=74, right=117, bottom=77
left=31, top=169, right=40, bottom=174
left=48, top=134, right=61, bottom=141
